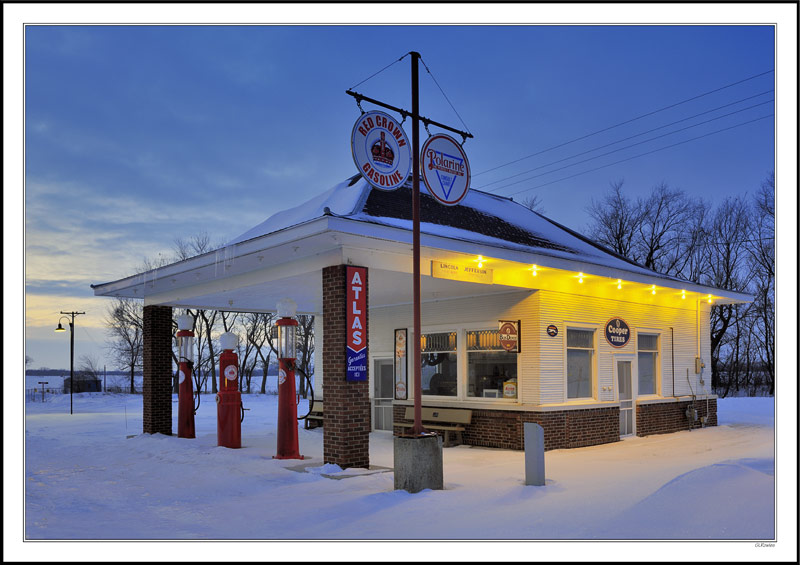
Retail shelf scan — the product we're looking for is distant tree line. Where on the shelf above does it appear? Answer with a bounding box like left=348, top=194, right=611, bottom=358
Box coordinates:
left=585, top=172, right=775, bottom=397
left=103, top=233, right=316, bottom=397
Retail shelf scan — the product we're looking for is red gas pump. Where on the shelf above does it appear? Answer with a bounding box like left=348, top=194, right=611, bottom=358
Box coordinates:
left=217, top=331, right=242, bottom=449
left=176, top=314, right=196, bottom=439
left=274, top=298, right=303, bottom=460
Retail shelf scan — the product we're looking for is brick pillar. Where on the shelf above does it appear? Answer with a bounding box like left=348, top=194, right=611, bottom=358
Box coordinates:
left=322, top=265, right=370, bottom=468
left=143, top=305, right=173, bottom=435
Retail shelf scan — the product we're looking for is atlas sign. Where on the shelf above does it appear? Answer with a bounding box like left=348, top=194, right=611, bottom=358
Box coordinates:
left=351, top=111, right=411, bottom=190
left=421, top=133, right=471, bottom=206
left=346, top=266, right=368, bottom=381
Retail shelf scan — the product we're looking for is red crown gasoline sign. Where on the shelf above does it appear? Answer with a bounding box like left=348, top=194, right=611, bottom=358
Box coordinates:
left=351, top=111, right=411, bottom=190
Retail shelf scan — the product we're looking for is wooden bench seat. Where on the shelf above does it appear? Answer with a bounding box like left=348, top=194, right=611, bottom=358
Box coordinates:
left=304, top=401, right=323, bottom=429
left=396, top=406, right=472, bottom=447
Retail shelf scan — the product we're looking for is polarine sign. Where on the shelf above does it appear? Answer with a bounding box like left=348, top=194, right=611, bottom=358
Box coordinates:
left=346, top=266, right=368, bottom=381
left=351, top=111, right=411, bottom=190
left=420, top=133, right=471, bottom=206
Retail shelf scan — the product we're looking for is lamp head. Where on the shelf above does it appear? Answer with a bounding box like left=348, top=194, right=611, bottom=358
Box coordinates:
left=277, top=297, right=297, bottom=318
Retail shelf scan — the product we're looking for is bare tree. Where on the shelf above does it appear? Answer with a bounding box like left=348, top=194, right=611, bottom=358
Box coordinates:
left=521, top=194, right=546, bottom=214
left=172, top=233, right=220, bottom=394
left=746, top=172, right=775, bottom=394
left=585, top=180, right=642, bottom=258
left=296, top=314, right=315, bottom=398
left=105, top=298, right=143, bottom=393
left=238, top=313, right=271, bottom=394
left=26, top=355, right=34, bottom=367
left=634, top=182, right=704, bottom=276
left=257, top=313, right=278, bottom=394
left=702, top=195, right=752, bottom=391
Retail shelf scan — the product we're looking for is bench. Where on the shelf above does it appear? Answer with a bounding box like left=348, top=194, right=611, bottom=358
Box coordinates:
left=304, top=401, right=323, bottom=429
left=396, top=407, right=472, bottom=447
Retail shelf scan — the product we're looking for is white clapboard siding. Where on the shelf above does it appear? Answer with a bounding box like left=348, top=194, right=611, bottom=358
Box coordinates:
left=368, top=287, right=711, bottom=406
left=537, top=290, right=710, bottom=404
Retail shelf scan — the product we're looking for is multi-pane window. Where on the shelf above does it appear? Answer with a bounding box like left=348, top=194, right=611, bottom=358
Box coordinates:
left=567, top=328, right=594, bottom=399
left=467, top=330, right=518, bottom=399
left=421, top=332, right=457, bottom=396
left=637, top=333, right=659, bottom=395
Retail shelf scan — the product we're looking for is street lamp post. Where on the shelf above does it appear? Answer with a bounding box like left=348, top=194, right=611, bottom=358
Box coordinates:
left=55, top=311, right=85, bottom=415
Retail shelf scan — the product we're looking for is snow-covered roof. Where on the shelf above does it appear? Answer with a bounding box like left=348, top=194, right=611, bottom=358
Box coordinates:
left=229, top=174, right=681, bottom=283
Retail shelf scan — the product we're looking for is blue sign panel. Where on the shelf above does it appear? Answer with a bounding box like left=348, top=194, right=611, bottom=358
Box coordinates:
left=605, top=317, right=631, bottom=348
left=346, top=266, right=368, bottom=381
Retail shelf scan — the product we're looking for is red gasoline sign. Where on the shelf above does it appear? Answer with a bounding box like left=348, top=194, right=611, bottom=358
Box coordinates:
left=351, top=111, right=411, bottom=191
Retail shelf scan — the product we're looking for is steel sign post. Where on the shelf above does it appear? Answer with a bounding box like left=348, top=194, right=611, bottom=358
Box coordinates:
left=346, top=52, right=473, bottom=438
left=410, top=53, right=425, bottom=435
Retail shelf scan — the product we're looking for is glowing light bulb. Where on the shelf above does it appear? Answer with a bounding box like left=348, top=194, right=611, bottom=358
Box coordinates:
left=531, top=264, right=538, bottom=277
left=578, top=272, right=584, bottom=284
left=476, top=255, right=484, bottom=268
left=616, top=279, right=622, bottom=290
left=707, top=294, right=713, bottom=304
left=681, top=290, right=686, bottom=300
left=651, top=285, right=656, bottom=295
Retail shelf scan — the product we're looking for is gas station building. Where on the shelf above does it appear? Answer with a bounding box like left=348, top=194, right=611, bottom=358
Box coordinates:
left=92, top=174, right=751, bottom=468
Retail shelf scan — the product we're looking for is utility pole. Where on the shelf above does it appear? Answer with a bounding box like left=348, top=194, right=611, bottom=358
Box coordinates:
left=55, top=311, right=86, bottom=415
left=347, top=51, right=473, bottom=436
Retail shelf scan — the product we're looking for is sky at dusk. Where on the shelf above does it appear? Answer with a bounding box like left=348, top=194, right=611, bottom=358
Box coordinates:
left=8, top=4, right=796, bottom=372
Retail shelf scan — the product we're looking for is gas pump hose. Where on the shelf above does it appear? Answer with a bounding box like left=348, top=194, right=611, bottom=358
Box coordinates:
left=293, top=363, right=315, bottom=421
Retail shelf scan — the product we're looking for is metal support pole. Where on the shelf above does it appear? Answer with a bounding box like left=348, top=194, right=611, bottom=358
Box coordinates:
left=410, top=51, right=427, bottom=436
left=345, top=52, right=470, bottom=438
left=58, top=311, right=84, bottom=415
left=70, top=319, right=74, bottom=415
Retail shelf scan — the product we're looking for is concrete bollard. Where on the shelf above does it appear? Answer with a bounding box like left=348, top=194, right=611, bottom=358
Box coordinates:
left=524, top=422, right=545, bottom=486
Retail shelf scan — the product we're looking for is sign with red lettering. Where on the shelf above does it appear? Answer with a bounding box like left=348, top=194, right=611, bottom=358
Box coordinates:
left=351, top=111, right=411, bottom=191
left=346, top=266, right=368, bottom=381
left=421, top=133, right=471, bottom=206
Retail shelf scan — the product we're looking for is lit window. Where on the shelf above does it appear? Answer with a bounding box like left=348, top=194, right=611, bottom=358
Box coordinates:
left=637, top=333, right=659, bottom=395
left=421, top=332, right=457, bottom=397
left=567, top=328, right=594, bottom=399
left=467, top=330, right=518, bottom=399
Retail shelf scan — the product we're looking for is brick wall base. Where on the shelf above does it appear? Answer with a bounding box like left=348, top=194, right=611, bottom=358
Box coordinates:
left=393, top=404, right=619, bottom=451
left=143, top=305, right=173, bottom=435
left=322, top=265, right=370, bottom=469
left=392, top=398, right=718, bottom=451
left=636, top=398, right=717, bottom=436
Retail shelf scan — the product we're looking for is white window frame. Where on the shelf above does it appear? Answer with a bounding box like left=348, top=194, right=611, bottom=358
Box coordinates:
left=635, top=328, right=661, bottom=398
left=418, top=327, right=459, bottom=400
left=465, top=326, right=521, bottom=403
left=411, top=321, right=521, bottom=404
left=563, top=322, right=599, bottom=402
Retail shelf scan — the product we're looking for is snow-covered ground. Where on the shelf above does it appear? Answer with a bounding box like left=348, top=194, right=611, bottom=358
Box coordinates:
left=10, top=393, right=796, bottom=561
